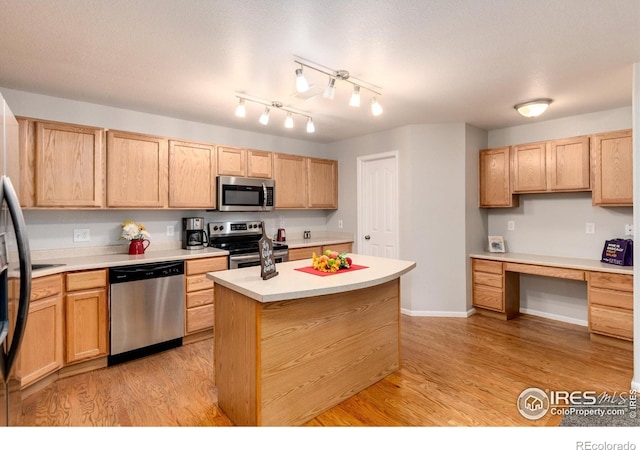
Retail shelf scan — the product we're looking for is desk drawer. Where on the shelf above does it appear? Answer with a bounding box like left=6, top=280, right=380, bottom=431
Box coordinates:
left=503, top=263, right=585, bottom=281
left=589, top=287, right=632, bottom=310
left=589, top=272, right=633, bottom=293
left=472, top=285, right=503, bottom=312
left=472, top=259, right=502, bottom=275
left=473, top=271, right=503, bottom=289
left=590, top=305, right=633, bottom=341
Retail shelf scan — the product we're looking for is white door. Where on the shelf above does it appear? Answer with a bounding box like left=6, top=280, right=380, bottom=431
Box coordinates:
left=357, top=151, right=399, bottom=258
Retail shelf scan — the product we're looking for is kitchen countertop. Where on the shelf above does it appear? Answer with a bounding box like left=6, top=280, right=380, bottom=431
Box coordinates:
left=10, top=247, right=229, bottom=278
left=206, top=253, right=416, bottom=303
left=470, top=251, right=633, bottom=275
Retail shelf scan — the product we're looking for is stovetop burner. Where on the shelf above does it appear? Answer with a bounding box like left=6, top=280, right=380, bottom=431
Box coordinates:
left=208, top=221, right=288, bottom=255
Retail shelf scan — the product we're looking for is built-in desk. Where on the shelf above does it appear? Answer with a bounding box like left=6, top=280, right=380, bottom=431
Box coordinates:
left=470, top=252, right=633, bottom=347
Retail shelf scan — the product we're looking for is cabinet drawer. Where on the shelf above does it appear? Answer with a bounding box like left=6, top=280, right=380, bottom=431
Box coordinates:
left=589, top=272, right=633, bottom=292
left=472, top=259, right=502, bottom=275
left=186, top=274, right=214, bottom=292
left=31, top=274, right=63, bottom=301
left=589, top=287, right=633, bottom=310
left=67, top=269, right=107, bottom=291
left=590, top=305, right=633, bottom=340
left=289, top=246, right=322, bottom=261
left=186, top=257, right=227, bottom=275
left=472, top=285, right=504, bottom=312
left=186, top=289, right=214, bottom=308
left=186, top=304, right=214, bottom=334
left=473, top=271, right=503, bottom=289
left=325, top=243, right=352, bottom=254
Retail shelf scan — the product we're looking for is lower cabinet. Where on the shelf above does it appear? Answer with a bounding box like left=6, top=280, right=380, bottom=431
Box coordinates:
left=19, top=274, right=64, bottom=387
left=471, top=258, right=519, bottom=319
left=185, top=257, right=227, bottom=335
left=587, top=271, right=633, bottom=341
left=65, top=269, right=109, bottom=364
left=288, top=242, right=353, bottom=261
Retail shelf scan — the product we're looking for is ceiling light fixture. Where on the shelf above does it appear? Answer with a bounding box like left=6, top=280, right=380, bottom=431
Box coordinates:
left=371, top=97, right=383, bottom=116
left=293, top=56, right=383, bottom=116
left=514, top=98, right=553, bottom=118
left=234, top=94, right=315, bottom=133
left=235, top=98, right=246, bottom=117
left=295, top=67, right=309, bottom=93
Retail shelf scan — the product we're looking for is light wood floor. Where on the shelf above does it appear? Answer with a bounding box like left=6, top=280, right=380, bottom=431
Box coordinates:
left=20, top=313, right=634, bottom=426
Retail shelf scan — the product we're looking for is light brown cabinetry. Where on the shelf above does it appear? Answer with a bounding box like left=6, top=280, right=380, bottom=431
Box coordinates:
left=591, top=129, right=633, bottom=206
left=18, top=118, right=105, bottom=207
left=217, top=146, right=272, bottom=178
left=288, top=242, right=353, bottom=261
left=184, top=257, right=227, bottom=336
left=307, top=157, right=338, bottom=209
left=19, top=274, right=64, bottom=387
left=106, top=130, right=168, bottom=208
left=471, top=258, right=519, bottom=319
left=479, top=147, right=517, bottom=208
left=169, top=140, right=217, bottom=208
left=587, top=271, right=633, bottom=341
left=273, top=153, right=307, bottom=208
left=65, top=269, right=108, bottom=364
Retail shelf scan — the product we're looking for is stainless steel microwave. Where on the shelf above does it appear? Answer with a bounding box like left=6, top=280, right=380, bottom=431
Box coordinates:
left=217, top=176, right=275, bottom=212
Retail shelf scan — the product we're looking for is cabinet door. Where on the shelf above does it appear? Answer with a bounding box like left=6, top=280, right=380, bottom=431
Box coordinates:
left=547, top=136, right=590, bottom=191
left=479, top=147, right=517, bottom=207
left=35, top=121, right=105, bottom=207
left=217, top=146, right=247, bottom=177
left=169, top=140, right=216, bottom=208
left=592, top=129, right=633, bottom=206
left=247, top=149, right=272, bottom=178
left=307, top=158, right=338, bottom=209
left=65, top=288, right=108, bottom=363
left=107, top=131, right=168, bottom=208
left=512, top=142, right=547, bottom=192
left=20, top=294, right=64, bottom=387
left=273, top=153, right=307, bottom=208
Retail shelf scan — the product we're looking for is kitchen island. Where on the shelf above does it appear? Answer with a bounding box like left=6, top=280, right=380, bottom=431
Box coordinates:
left=206, top=253, right=415, bottom=426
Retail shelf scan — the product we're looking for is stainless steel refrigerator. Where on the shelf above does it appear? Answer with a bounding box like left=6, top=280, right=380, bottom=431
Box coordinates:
left=0, top=92, right=32, bottom=426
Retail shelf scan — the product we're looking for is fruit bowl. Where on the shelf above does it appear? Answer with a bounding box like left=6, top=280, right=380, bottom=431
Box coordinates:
left=311, top=249, right=352, bottom=273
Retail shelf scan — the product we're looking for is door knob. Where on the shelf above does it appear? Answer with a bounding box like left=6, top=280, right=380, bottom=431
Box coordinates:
left=364, top=235, right=371, bottom=240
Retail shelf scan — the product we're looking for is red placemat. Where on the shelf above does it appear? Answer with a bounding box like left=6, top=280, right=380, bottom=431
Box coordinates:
left=294, top=264, right=369, bottom=277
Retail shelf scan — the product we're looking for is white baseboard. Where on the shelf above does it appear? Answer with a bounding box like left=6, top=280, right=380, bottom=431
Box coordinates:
left=631, top=379, right=640, bottom=392
left=401, top=307, right=474, bottom=318
left=519, top=308, right=588, bottom=327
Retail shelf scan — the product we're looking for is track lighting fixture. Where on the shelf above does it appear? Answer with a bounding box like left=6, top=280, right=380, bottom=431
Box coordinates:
left=514, top=98, right=553, bottom=118
left=293, top=56, right=383, bottom=116
left=235, top=98, right=246, bottom=117
left=233, top=94, right=315, bottom=133
left=295, top=67, right=309, bottom=93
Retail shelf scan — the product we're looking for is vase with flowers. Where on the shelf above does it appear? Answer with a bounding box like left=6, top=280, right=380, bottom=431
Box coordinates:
left=121, top=221, right=151, bottom=254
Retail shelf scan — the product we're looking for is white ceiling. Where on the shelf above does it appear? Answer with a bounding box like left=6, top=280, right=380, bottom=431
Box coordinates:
left=0, top=0, right=639, bottom=143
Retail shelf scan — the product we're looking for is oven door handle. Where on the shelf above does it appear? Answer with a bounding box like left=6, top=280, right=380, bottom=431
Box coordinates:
left=229, top=254, right=262, bottom=262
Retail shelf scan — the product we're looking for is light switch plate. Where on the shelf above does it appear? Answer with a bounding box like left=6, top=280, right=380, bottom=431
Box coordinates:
left=507, top=221, right=515, bottom=231
left=625, top=224, right=633, bottom=236
left=585, top=223, right=595, bottom=234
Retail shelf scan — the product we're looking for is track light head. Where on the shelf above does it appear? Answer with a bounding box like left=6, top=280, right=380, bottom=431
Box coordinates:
left=259, top=107, right=270, bottom=125
left=349, top=85, right=361, bottom=107
left=324, top=77, right=336, bottom=100
left=295, top=68, right=309, bottom=93
left=306, top=117, right=315, bottom=133
left=235, top=98, right=246, bottom=117
left=284, top=112, right=294, bottom=128
left=371, top=98, right=383, bottom=116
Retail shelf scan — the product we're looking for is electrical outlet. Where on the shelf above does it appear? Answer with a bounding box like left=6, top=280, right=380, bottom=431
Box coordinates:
left=166, top=225, right=175, bottom=237
left=625, top=224, right=634, bottom=236
left=338, top=220, right=343, bottom=229
left=73, top=228, right=90, bottom=242
left=507, top=220, right=515, bottom=231
left=585, top=223, right=595, bottom=234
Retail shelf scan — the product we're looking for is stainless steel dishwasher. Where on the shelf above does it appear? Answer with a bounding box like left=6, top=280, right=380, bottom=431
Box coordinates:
left=108, top=260, right=185, bottom=366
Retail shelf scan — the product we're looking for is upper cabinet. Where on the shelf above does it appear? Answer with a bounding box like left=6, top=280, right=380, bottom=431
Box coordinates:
left=169, top=140, right=217, bottom=209
left=479, top=147, right=518, bottom=208
left=106, top=130, right=168, bottom=208
left=307, top=157, right=338, bottom=209
left=18, top=119, right=105, bottom=207
left=592, top=129, right=633, bottom=206
left=273, top=153, right=307, bottom=208
left=511, top=136, right=590, bottom=193
left=217, top=146, right=273, bottom=178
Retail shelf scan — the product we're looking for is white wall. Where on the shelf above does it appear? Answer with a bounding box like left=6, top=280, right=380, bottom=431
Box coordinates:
left=0, top=87, right=332, bottom=250
left=487, top=107, right=633, bottom=324
left=326, top=123, right=485, bottom=316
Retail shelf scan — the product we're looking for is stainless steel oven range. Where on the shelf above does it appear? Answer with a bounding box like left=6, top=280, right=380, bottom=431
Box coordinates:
left=208, top=221, right=289, bottom=269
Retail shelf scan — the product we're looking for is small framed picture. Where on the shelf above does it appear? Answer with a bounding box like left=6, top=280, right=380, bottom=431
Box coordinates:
left=488, top=236, right=505, bottom=253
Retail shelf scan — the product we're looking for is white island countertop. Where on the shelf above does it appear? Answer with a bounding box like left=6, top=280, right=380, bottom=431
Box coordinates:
left=207, top=253, right=416, bottom=303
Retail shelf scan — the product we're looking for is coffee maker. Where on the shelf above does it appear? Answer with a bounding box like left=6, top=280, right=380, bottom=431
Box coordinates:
left=182, top=217, right=208, bottom=250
